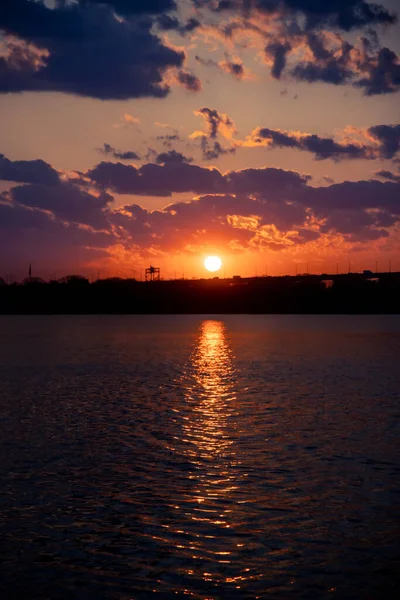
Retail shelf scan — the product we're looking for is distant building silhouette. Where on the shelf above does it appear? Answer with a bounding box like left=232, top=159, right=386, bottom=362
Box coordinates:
left=145, top=266, right=160, bottom=282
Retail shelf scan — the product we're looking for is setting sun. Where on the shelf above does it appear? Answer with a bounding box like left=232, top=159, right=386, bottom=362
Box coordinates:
left=204, top=256, right=222, bottom=272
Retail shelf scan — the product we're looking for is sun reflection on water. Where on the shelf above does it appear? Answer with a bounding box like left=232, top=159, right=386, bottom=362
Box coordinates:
left=183, top=320, right=237, bottom=460
left=169, top=320, right=247, bottom=588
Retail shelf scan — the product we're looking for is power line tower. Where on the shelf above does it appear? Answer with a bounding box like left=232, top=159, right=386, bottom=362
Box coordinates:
left=145, top=265, right=161, bottom=282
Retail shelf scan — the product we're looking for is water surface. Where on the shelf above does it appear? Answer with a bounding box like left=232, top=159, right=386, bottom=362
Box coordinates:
left=0, top=315, right=399, bottom=599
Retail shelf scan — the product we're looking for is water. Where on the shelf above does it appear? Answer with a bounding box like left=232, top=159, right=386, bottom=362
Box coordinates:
left=0, top=315, right=399, bottom=599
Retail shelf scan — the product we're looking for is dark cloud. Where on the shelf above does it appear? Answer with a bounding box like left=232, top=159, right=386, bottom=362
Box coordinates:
left=196, top=107, right=236, bottom=139
left=290, top=179, right=400, bottom=242
left=194, top=107, right=237, bottom=160
left=253, top=128, right=300, bottom=149
left=7, top=181, right=113, bottom=229
left=356, top=47, right=400, bottom=95
left=157, top=14, right=201, bottom=33
left=256, top=127, right=368, bottom=160
left=177, top=70, right=202, bottom=92
left=112, top=151, right=141, bottom=161
left=156, top=133, right=181, bottom=148
left=292, top=60, right=351, bottom=84
left=287, top=34, right=400, bottom=95
left=0, top=197, right=114, bottom=272
left=375, top=169, right=400, bottom=183
left=226, top=167, right=310, bottom=195
left=155, top=150, right=193, bottom=164
left=3, top=151, right=400, bottom=267
left=297, top=179, right=400, bottom=216
left=265, top=42, right=292, bottom=79
left=0, top=0, right=184, bottom=100
left=263, top=25, right=400, bottom=95
left=200, top=139, right=236, bottom=160
left=195, top=55, right=218, bottom=68
left=319, top=208, right=392, bottom=241
left=0, top=153, right=60, bottom=185
left=368, top=124, right=400, bottom=158
left=99, top=143, right=140, bottom=161
left=200, top=0, right=397, bottom=31
left=220, top=59, right=245, bottom=78
left=291, top=33, right=354, bottom=85
left=250, top=123, right=400, bottom=161
left=195, top=55, right=245, bottom=79
left=81, top=1, right=177, bottom=17
left=110, top=177, right=400, bottom=252
left=87, top=161, right=227, bottom=196
left=282, top=0, right=396, bottom=31
left=86, top=161, right=308, bottom=196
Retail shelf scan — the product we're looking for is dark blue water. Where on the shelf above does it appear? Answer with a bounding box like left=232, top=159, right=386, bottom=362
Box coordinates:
left=0, top=315, right=399, bottom=599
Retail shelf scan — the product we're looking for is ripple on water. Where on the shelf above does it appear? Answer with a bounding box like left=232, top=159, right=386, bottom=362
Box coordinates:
left=0, top=315, right=400, bottom=599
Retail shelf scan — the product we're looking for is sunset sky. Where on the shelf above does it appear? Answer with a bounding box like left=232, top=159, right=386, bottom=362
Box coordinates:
left=1, top=0, right=400, bottom=280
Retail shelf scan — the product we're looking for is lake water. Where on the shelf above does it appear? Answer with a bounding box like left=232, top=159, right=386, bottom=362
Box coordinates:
left=0, top=315, right=399, bottom=599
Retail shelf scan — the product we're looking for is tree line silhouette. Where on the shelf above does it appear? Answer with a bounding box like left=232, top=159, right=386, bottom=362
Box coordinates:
left=0, top=272, right=399, bottom=314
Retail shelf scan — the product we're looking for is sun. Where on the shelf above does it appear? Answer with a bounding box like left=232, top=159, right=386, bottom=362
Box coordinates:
left=204, top=255, right=222, bottom=272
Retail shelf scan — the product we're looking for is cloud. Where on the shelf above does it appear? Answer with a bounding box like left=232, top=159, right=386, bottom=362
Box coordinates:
left=83, top=1, right=177, bottom=16
left=86, top=160, right=309, bottom=196
left=248, top=123, right=400, bottom=161
left=110, top=193, right=309, bottom=253
left=156, top=133, right=181, bottom=147
left=288, top=31, right=355, bottom=85
left=200, top=139, right=236, bottom=160
left=194, top=107, right=236, bottom=139
left=226, top=166, right=310, bottom=194
left=367, top=125, right=400, bottom=159
left=287, top=32, right=400, bottom=95
left=108, top=177, right=400, bottom=253
left=296, top=179, right=400, bottom=217
left=0, top=197, right=114, bottom=272
left=0, top=0, right=185, bottom=99
left=375, top=169, right=400, bottom=183
left=157, top=14, right=201, bottom=34
left=155, top=150, right=193, bottom=164
left=98, top=143, right=140, bottom=161
left=2, top=153, right=400, bottom=271
left=192, top=107, right=237, bottom=159
left=204, top=7, right=399, bottom=95
left=122, top=114, right=141, bottom=124
left=199, top=0, right=396, bottom=31
left=6, top=181, right=113, bottom=229
left=195, top=54, right=248, bottom=79
left=265, top=42, right=292, bottom=79
left=176, top=70, right=203, bottom=92
left=0, top=153, right=60, bottom=185
left=86, top=161, right=227, bottom=196
left=356, top=48, right=400, bottom=95
left=219, top=58, right=245, bottom=78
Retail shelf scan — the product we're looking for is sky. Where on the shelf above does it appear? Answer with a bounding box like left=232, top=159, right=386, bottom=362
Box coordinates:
left=1, top=0, right=400, bottom=280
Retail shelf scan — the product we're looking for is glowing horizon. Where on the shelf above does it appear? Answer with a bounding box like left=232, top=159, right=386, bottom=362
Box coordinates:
left=0, top=0, right=399, bottom=279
